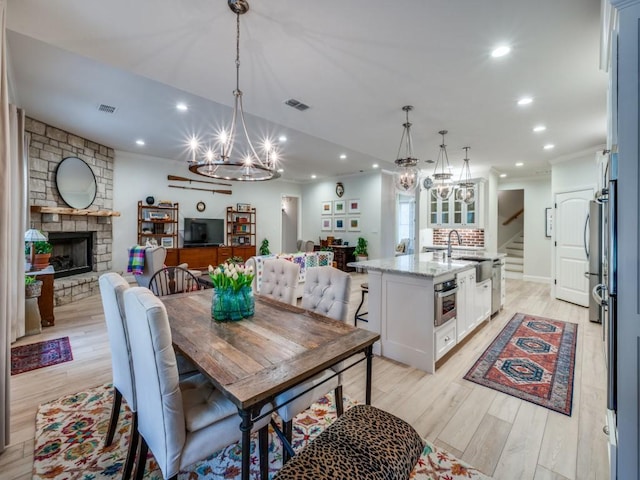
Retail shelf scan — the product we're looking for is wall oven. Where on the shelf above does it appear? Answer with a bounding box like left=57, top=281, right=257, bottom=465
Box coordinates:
left=434, top=278, right=458, bottom=327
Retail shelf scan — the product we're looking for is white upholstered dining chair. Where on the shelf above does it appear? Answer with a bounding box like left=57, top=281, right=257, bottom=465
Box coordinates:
left=122, top=287, right=271, bottom=480
left=259, top=258, right=300, bottom=305
left=274, top=266, right=352, bottom=463
left=98, top=272, right=138, bottom=480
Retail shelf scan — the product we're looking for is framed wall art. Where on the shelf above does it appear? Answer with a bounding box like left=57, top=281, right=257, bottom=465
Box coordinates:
left=348, top=199, right=360, bottom=214
left=161, top=237, right=174, bottom=248
left=321, top=218, right=332, bottom=231
left=237, top=203, right=252, bottom=212
left=321, top=201, right=333, bottom=215
left=545, top=207, right=553, bottom=237
left=348, top=217, right=360, bottom=231
left=334, top=200, right=346, bottom=215
left=334, top=217, right=346, bottom=231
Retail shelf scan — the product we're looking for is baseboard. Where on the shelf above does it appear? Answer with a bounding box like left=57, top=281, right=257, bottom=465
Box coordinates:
left=522, top=275, right=552, bottom=284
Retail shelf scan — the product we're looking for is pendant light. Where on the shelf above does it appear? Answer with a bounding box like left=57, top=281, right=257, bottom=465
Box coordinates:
left=187, top=0, right=280, bottom=181
left=432, top=130, right=453, bottom=200
left=456, top=147, right=475, bottom=205
left=393, top=105, right=420, bottom=193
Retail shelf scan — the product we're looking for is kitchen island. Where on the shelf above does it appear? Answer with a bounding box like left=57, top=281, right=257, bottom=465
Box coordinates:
left=349, top=252, right=502, bottom=373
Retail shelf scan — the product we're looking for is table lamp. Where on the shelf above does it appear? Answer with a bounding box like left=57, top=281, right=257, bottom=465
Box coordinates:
left=24, top=228, right=46, bottom=270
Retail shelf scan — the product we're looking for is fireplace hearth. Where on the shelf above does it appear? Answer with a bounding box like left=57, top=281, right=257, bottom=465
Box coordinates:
left=48, top=232, right=94, bottom=278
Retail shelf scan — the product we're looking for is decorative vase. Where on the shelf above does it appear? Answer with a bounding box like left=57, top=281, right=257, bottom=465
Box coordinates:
left=33, top=253, right=51, bottom=270
left=25, top=280, right=43, bottom=299
left=211, top=285, right=254, bottom=322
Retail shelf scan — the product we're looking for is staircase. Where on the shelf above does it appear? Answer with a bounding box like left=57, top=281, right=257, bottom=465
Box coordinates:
left=504, top=234, right=524, bottom=279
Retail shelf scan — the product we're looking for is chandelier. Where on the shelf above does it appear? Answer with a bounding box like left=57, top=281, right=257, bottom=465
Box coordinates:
left=187, top=0, right=280, bottom=181
left=457, top=146, right=475, bottom=204
left=432, top=130, right=453, bottom=200
left=393, top=106, right=420, bottom=193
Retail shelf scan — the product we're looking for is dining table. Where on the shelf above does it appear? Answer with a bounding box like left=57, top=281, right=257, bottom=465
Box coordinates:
left=161, top=289, right=380, bottom=480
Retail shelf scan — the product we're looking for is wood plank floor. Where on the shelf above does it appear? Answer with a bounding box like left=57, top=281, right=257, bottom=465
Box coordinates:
left=1, top=276, right=609, bottom=479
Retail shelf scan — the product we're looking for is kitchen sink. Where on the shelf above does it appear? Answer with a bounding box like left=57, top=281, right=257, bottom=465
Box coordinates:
left=451, top=256, right=492, bottom=282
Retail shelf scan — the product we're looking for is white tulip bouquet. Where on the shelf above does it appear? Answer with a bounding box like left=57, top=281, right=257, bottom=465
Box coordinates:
left=207, top=263, right=255, bottom=292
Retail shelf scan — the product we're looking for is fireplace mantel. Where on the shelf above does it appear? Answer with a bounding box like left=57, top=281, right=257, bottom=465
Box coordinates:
left=30, top=206, right=121, bottom=217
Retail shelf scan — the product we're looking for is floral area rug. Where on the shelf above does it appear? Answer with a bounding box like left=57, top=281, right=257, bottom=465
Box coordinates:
left=33, top=383, right=490, bottom=479
left=11, top=336, right=73, bottom=375
left=464, top=312, right=578, bottom=416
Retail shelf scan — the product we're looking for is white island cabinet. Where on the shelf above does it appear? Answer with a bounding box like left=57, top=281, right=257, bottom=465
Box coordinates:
left=351, top=252, right=504, bottom=373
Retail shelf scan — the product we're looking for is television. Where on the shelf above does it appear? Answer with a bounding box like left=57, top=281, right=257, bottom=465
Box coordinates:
left=183, top=218, right=225, bottom=247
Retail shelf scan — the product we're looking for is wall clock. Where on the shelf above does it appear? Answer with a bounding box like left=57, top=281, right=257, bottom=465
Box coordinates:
left=336, top=182, right=345, bottom=198
left=196, top=201, right=206, bottom=212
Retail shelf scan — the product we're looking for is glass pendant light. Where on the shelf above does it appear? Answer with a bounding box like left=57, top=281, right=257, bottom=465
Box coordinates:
left=393, top=106, right=420, bottom=194
left=457, top=146, right=475, bottom=205
left=432, top=130, right=453, bottom=200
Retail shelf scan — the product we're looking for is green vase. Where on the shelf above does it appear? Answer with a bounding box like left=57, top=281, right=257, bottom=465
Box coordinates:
left=211, top=286, right=255, bottom=322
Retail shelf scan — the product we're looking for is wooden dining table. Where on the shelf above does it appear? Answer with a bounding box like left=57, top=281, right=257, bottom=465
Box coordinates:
left=161, top=289, right=380, bottom=480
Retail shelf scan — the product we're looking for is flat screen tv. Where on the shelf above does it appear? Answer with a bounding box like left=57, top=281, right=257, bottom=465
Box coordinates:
left=184, top=218, right=225, bottom=247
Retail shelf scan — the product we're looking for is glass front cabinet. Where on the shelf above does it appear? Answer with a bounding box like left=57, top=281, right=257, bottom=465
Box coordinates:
left=426, top=181, right=484, bottom=228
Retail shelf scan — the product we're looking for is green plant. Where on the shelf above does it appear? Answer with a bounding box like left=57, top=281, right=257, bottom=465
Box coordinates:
left=226, top=256, right=244, bottom=264
left=259, top=238, right=270, bottom=256
left=25, top=276, right=36, bottom=286
left=207, top=263, right=255, bottom=292
left=34, top=241, right=52, bottom=254
left=354, top=237, right=368, bottom=257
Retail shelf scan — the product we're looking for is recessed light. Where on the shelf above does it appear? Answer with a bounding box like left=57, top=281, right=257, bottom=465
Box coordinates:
left=517, top=97, right=533, bottom=106
left=491, top=45, right=511, bottom=58
left=533, top=125, right=546, bottom=132
left=515, top=162, right=524, bottom=167
left=135, top=139, right=145, bottom=146
left=544, top=144, right=555, bottom=150
left=278, top=135, right=287, bottom=142
left=176, top=102, right=188, bottom=112
left=372, top=164, right=379, bottom=169
left=311, top=174, right=317, bottom=179
left=277, top=168, right=284, bottom=173
left=499, top=173, right=507, bottom=178
left=339, top=154, right=347, bottom=160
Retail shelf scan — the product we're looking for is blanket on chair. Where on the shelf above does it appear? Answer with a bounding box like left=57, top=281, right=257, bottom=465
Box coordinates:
left=127, top=245, right=145, bottom=275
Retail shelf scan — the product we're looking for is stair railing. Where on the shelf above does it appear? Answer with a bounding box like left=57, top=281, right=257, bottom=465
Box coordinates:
left=502, top=208, right=524, bottom=226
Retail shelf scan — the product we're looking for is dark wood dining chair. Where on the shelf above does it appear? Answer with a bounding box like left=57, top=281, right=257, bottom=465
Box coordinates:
left=148, top=266, right=203, bottom=296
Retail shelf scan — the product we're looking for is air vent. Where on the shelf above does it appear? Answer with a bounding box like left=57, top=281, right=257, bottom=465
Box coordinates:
left=97, top=104, right=117, bottom=114
left=284, top=98, right=310, bottom=111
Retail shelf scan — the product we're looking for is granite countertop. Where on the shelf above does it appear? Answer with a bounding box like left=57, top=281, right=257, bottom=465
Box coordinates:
left=347, top=252, right=476, bottom=279
left=422, top=246, right=506, bottom=261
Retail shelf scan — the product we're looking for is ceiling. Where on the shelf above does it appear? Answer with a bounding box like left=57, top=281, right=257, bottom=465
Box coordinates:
left=6, top=0, right=607, bottom=183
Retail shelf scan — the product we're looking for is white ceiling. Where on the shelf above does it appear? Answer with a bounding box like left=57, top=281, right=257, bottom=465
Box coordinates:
left=6, top=0, right=607, bottom=183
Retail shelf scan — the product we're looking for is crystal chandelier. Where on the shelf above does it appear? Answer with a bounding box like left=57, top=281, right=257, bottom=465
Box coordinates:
left=187, top=0, right=280, bottom=181
left=456, top=146, right=475, bottom=204
left=393, top=106, right=420, bottom=193
left=432, top=130, right=453, bottom=200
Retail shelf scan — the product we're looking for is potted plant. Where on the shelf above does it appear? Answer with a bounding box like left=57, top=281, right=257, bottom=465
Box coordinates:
left=33, top=240, right=53, bottom=270
left=259, top=238, right=270, bottom=256
left=354, top=237, right=368, bottom=262
left=25, top=275, right=43, bottom=299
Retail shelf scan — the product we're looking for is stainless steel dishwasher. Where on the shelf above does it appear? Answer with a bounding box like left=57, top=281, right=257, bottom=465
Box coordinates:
left=491, top=258, right=504, bottom=315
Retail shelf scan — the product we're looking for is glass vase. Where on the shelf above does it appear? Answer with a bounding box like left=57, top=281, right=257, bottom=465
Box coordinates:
left=211, top=285, right=255, bottom=322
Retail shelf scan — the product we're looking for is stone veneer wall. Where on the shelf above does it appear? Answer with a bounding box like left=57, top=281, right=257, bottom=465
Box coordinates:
left=432, top=228, right=485, bottom=247
left=26, top=117, right=115, bottom=305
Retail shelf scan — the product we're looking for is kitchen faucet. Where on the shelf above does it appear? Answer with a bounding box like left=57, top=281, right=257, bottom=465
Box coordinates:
left=447, top=230, right=462, bottom=258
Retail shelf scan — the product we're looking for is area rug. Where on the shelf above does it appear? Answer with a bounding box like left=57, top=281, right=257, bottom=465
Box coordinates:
left=464, top=312, right=577, bottom=416
left=33, top=383, right=490, bottom=479
left=11, top=336, right=73, bottom=375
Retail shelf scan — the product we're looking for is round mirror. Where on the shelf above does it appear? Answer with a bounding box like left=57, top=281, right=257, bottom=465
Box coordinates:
left=56, top=157, right=97, bottom=209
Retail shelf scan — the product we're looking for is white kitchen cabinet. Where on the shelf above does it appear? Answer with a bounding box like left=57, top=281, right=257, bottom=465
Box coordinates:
left=456, top=267, right=476, bottom=342
left=475, top=279, right=492, bottom=325
left=435, top=321, right=457, bottom=360
left=427, top=181, right=484, bottom=228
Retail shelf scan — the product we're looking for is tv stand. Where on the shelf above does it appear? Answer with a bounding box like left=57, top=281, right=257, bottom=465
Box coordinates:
left=168, top=245, right=255, bottom=270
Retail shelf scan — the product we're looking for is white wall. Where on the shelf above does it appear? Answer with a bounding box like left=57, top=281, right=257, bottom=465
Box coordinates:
left=551, top=149, right=601, bottom=194
left=499, top=177, right=552, bottom=282
left=112, top=150, right=301, bottom=271
left=300, top=172, right=383, bottom=259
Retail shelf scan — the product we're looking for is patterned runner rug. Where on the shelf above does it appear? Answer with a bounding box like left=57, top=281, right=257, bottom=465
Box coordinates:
left=11, top=336, right=73, bottom=375
left=464, top=312, right=578, bottom=416
left=33, top=383, right=491, bottom=479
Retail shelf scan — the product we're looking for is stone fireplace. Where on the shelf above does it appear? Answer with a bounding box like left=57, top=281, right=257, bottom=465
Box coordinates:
left=26, top=117, right=116, bottom=305
left=48, top=232, right=95, bottom=278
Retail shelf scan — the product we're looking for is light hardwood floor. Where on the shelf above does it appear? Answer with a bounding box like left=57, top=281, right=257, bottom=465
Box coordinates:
left=1, top=276, right=609, bottom=479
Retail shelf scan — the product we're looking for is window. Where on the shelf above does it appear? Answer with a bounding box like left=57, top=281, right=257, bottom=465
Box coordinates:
left=397, top=194, right=415, bottom=254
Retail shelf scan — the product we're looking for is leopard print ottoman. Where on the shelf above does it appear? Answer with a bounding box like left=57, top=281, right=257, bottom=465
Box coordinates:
left=274, top=404, right=425, bottom=480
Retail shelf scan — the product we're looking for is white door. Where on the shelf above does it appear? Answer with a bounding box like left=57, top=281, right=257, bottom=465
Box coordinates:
left=554, top=189, right=593, bottom=306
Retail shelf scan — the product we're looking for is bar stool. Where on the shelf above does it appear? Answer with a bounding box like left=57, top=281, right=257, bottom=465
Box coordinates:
left=354, top=282, right=368, bottom=325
